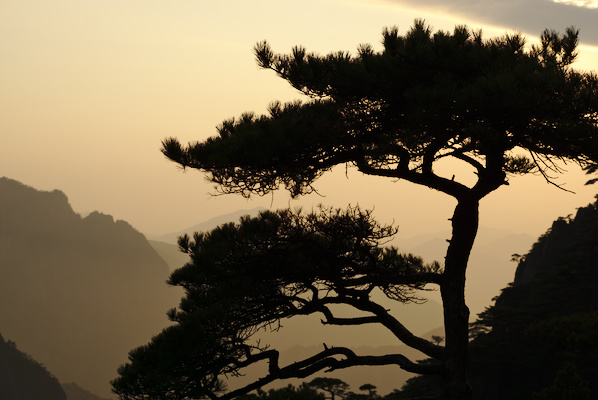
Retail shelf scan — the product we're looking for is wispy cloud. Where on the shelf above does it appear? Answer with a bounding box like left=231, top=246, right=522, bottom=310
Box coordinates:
left=552, top=0, right=598, bottom=9
left=379, top=0, right=598, bottom=46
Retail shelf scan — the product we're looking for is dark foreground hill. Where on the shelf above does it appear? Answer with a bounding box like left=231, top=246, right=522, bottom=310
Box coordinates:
left=0, top=177, right=180, bottom=398
left=0, top=334, right=66, bottom=400
left=469, top=198, right=598, bottom=399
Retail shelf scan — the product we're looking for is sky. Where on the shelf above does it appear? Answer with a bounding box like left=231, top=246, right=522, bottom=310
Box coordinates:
left=2, top=0, right=598, bottom=242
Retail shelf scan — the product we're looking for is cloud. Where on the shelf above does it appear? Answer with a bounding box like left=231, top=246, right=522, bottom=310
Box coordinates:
left=380, top=0, right=598, bottom=46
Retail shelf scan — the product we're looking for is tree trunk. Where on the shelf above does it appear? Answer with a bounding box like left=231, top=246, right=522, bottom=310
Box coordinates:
left=440, top=198, right=479, bottom=400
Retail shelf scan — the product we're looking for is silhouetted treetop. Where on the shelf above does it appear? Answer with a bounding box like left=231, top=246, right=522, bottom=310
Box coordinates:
left=308, top=377, right=349, bottom=400
left=166, top=207, right=442, bottom=342
left=170, top=206, right=440, bottom=305
left=238, top=384, right=325, bottom=400
left=162, top=21, right=598, bottom=198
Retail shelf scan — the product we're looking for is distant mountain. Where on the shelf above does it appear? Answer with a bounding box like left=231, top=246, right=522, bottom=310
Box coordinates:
left=0, top=177, right=181, bottom=398
left=151, top=207, right=266, bottom=244
left=147, top=240, right=190, bottom=271
left=399, top=227, right=535, bottom=318
left=61, top=382, right=112, bottom=400
left=147, top=207, right=267, bottom=271
left=0, top=334, right=66, bottom=400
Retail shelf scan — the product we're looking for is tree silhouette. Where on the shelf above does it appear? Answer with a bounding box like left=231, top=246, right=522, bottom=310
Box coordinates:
left=238, top=384, right=325, bottom=400
left=113, top=206, right=441, bottom=399
left=114, top=21, right=598, bottom=400
left=430, top=336, right=444, bottom=346
left=358, top=384, right=378, bottom=399
left=308, top=377, right=350, bottom=400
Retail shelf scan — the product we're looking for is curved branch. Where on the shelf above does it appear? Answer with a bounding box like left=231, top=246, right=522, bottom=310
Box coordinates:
left=355, top=157, right=469, bottom=199
left=341, top=297, right=445, bottom=360
left=451, top=152, right=485, bottom=175
left=321, top=314, right=381, bottom=326
left=291, top=295, right=444, bottom=360
left=219, top=346, right=444, bottom=400
left=290, top=297, right=380, bottom=326
left=422, top=138, right=446, bottom=175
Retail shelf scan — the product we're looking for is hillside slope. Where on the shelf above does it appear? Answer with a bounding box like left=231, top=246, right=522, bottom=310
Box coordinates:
left=469, top=198, right=598, bottom=399
left=0, top=334, right=66, bottom=400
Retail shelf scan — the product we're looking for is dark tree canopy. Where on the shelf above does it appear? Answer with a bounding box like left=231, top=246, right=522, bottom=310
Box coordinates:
left=163, top=21, right=598, bottom=199
left=238, top=384, right=325, bottom=400
left=112, top=207, right=442, bottom=400
left=116, top=21, right=598, bottom=400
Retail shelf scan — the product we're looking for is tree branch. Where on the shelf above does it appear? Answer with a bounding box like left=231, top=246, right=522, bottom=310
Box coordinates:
left=356, top=156, right=468, bottom=198
left=450, top=152, right=485, bottom=176
left=341, top=297, right=445, bottom=360
left=321, top=315, right=381, bottom=326
left=291, top=295, right=444, bottom=360
left=529, top=151, right=576, bottom=193
left=218, top=346, right=444, bottom=400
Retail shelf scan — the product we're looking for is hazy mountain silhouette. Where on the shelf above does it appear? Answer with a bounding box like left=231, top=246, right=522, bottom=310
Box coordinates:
left=399, top=227, right=535, bottom=318
left=151, top=207, right=266, bottom=244
left=0, top=177, right=180, bottom=398
left=62, top=382, right=112, bottom=400
left=147, top=239, right=190, bottom=271
left=148, top=207, right=266, bottom=271
left=0, top=334, right=66, bottom=400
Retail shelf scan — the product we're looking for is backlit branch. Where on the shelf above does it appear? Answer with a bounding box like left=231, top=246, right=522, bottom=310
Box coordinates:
left=289, top=293, right=443, bottom=360
left=529, top=151, right=575, bottom=193
left=218, top=346, right=444, bottom=400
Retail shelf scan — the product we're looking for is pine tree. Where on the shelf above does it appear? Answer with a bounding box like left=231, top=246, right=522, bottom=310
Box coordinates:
left=114, top=21, right=598, bottom=400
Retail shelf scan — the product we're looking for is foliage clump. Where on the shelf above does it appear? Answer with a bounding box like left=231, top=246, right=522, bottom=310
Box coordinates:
left=113, top=207, right=441, bottom=400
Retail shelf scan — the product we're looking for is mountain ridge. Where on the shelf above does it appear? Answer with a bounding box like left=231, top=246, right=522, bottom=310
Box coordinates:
left=150, top=206, right=266, bottom=244
left=0, top=177, right=180, bottom=398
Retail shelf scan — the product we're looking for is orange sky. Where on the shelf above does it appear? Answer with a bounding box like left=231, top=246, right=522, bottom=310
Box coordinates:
left=2, top=0, right=598, bottom=240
